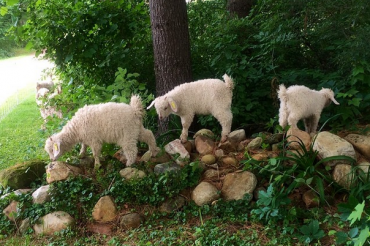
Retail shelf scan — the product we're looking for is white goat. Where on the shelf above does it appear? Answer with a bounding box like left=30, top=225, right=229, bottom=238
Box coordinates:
left=36, top=87, right=63, bottom=123
left=147, top=74, right=234, bottom=143
left=45, top=95, right=159, bottom=169
left=278, top=84, right=340, bottom=134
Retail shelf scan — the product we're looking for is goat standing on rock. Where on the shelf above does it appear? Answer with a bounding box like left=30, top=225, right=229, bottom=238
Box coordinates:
left=45, top=95, right=159, bottom=169
left=277, top=84, right=340, bottom=134
left=147, top=74, right=234, bottom=143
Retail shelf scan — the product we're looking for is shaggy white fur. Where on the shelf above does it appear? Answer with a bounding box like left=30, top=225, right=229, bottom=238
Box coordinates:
left=278, top=84, right=339, bottom=134
left=147, top=74, right=234, bottom=143
left=45, top=95, right=159, bottom=169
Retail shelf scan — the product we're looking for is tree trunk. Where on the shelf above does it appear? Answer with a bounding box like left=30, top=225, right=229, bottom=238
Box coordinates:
left=227, top=0, right=254, bottom=18
left=149, top=0, right=193, bottom=137
left=149, top=0, right=193, bottom=96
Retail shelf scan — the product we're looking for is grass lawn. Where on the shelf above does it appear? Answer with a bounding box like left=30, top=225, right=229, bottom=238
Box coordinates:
left=0, top=88, right=48, bottom=170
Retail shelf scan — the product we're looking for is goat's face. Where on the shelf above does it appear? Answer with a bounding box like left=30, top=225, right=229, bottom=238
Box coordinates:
left=155, top=97, right=173, bottom=120
left=44, top=137, right=62, bottom=161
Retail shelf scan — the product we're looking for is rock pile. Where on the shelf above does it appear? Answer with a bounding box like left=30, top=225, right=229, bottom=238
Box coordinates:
left=1, top=127, right=369, bottom=235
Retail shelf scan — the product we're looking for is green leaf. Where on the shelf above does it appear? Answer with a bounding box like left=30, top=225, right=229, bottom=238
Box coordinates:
left=6, top=0, right=19, bottom=6
left=347, top=201, right=365, bottom=226
left=354, top=226, right=369, bottom=246
left=0, top=7, right=8, bottom=16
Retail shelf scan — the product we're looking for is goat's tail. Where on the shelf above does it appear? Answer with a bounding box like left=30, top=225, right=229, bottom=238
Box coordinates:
left=223, top=74, right=234, bottom=91
left=130, top=95, right=144, bottom=119
left=277, top=84, right=288, bottom=129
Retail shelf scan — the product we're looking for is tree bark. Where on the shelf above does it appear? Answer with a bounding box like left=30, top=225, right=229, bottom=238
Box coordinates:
left=227, top=0, right=254, bottom=18
left=149, top=0, right=193, bottom=137
left=149, top=0, right=193, bottom=96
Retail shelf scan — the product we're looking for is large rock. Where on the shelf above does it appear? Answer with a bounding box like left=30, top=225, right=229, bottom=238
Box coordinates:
left=33, top=211, right=74, bottom=235
left=0, top=161, right=46, bottom=189
left=46, top=161, right=83, bottom=183
left=32, top=185, right=51, bottom=204
left=164, top=139, right=190, bottom=159
left=286, top=128, right=311, bottom=150
left=344, top=134, right=370, bottom=159
left=333, top=164, right=355, bottom=190
left=192, top=181, right=219, bottom=206
left=119, top=167, right=146, bottom=180
left=195, top=135, right=215, bottom=155
left=221, top=171, right=257, bottom=201
left=313, top=131, right=356, bottom=166
left=92, top=196, right=118, bottom=223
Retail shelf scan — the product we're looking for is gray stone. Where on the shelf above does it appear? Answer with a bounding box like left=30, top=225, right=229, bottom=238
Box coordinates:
left=313, top=131, right=356, bottom=166
left=192, top=181, right=220, bottom=206
left=246, top=137, right=263, bottom=151
left=221, top=171, right=257, bottom=201
left=159, top=196, right=186, bottom=213
left=18, top=218, right=31, bottom=235
left=228, top=129, right=246, bottom=143
left=154, top=162, right=181, bottom=174
left=120, top=213, right=144, bottom=230
left=33, top=211, right=74, bottom=235
left=119, top=167, right=146, bottom=180
left=32, top=185, right=51, bottom=204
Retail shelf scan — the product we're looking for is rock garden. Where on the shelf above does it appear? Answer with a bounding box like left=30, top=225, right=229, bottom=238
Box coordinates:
left=0, top=125, right=368, bottom=243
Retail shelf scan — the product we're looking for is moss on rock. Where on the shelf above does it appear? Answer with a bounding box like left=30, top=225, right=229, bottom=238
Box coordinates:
left=0, top=161, right=46, bottom=189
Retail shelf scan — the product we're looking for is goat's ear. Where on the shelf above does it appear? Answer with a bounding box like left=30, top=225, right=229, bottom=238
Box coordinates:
left=147, top=99, right=156, bottom=110
left=168, top=97, right=178, bottom=112
left=53, top=141, right=61, bottom=158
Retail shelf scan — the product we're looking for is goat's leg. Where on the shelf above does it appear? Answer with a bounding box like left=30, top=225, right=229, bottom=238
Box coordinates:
left=79, top=143, right=87, bottom=158
left=303, top=117, right=313, bottom=133
left=139, top=127, right=159, bottom=156
left=214, top=109, right=233, bottom=142
left=120, top=138, right=138, bottom=167
left=90, top=143, right=102, bottom=169
left=180, top=114, right=194, bottom=143
left=309, top=115, right=320, bottom=134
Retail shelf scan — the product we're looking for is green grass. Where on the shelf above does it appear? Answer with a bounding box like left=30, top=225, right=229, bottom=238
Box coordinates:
left=0, top=48, right=35, bottom=61
left=0, top=90, right=48, bottom=170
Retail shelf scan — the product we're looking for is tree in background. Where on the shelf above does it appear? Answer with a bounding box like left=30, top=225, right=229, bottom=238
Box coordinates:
left=149, top=0, right=193, bottom=135
left=227, top=0, right=255, bottom=18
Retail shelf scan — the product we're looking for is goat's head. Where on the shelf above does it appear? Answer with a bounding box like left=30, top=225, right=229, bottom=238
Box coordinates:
left=44, top=136, right=62, bottom=161
left=321, top=88, right=340, bottom=107
left=147, top=96, right=177, bottom=120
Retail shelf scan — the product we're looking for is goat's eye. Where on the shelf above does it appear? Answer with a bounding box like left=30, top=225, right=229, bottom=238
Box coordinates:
left=164, top=107, right=168, bottom=110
